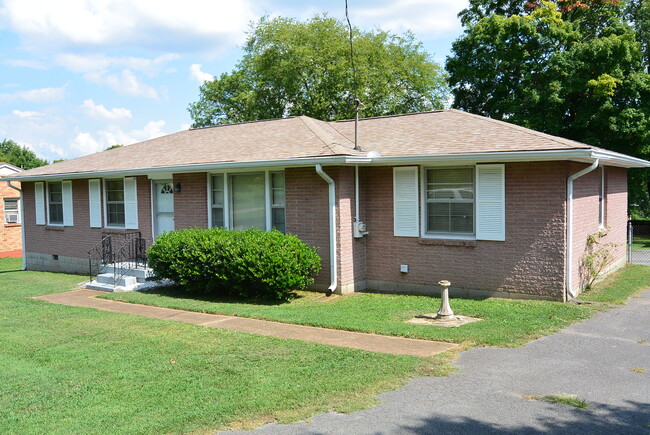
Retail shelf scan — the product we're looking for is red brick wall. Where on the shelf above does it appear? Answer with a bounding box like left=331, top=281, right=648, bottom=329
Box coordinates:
left=173, top=173, right=208, bottom=230
left=572, top=165, right=627, bottom=293
left=22, top=176, right=153, bottom=260
left=0, top=179, right=22, bottom=255
left=285, top=167, right=331, bottom=287
left=363, top=162, right=568, bottom=299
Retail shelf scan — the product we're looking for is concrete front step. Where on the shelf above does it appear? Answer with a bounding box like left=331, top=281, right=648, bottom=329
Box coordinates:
left=96, top=273, right=137, bottom=288
left=84, top=281, right=135, bottom=292
left=99, top=264, right=153, bottom=283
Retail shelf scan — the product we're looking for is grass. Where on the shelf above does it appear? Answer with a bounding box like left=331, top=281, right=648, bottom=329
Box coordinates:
left=632, top=236, right=650, bottom=250
left=0, top=257, right=446, bottom=434
left=525, top=394, right=589, bottom=409
left=103, top=265, right=650, bottom=348
left=578, top=265, right=650, bottom=304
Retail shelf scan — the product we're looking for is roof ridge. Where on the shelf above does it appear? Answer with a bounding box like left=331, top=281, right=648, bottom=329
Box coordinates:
left=299, top=116, right=356, bottom=155
left=448, top=109, right=591, bottom=150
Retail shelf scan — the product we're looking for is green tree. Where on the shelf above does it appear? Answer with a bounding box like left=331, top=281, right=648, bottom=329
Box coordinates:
left=447, top=0, right=650, bottom=215
left=104, top=144, right=123, bottom=151
left=189, top=15, right=448, bottom=127
left=0, top=139, right=49, bottom=169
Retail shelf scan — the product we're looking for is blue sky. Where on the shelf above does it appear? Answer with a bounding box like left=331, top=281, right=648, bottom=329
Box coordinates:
left=0, top=0, right=468, bottom=162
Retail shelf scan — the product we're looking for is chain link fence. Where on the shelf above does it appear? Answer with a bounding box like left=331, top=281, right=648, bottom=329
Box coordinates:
left=628, top=221, right=650, bottom=265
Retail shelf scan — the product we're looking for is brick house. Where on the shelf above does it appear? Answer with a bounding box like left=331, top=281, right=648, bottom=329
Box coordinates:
left=0, top=162, right=22, bottom=258
left=5, top=110, right=649, bottom=300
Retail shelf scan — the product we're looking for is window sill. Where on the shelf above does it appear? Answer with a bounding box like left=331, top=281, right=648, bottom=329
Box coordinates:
left=418, top=238, right=477, bottom=247
left=4, top=223, right=21, bottom=228
left=45, top=225, right=65, bottom=231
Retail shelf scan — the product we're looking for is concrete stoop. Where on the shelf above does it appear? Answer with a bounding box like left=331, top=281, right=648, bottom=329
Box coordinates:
left=85, top=263, right=154, bottom=292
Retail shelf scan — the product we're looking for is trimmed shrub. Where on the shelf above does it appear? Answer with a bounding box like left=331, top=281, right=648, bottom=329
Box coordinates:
left=147, top=228, right=321, bottom=301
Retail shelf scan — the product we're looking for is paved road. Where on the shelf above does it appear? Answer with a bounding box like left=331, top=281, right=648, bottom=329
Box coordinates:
left=227, top=289, right=650, bottom=434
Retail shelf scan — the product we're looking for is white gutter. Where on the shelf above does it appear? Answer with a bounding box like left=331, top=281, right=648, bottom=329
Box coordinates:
left=7, top=181, right=26, bottom=270
left=315, top=164, right=337, bottom=295
left=566, top=159, right=599, bottom=300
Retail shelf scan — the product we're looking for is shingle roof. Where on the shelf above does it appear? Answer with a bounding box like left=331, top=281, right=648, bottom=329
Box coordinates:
left=12, top=109, right=646, bottom=178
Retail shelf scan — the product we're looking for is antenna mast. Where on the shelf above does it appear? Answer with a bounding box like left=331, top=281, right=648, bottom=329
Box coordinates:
left=345, top=0, right=362, bottom=151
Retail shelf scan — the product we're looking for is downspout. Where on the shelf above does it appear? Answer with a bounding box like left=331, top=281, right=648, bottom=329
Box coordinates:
left=315, top=164, right=337, bottom=295
left=355, top=165, right=360, bottom=224
left=7, top=181, right=26, bottom=270
left=566, top=159, right=599, bottom=300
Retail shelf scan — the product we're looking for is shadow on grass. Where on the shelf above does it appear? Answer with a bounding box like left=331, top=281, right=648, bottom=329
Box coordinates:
left=402, top=400, right=649, bottom=434
left=137, top=285, right=292, bottom=306
left=0, top=269, right=22, bottom=274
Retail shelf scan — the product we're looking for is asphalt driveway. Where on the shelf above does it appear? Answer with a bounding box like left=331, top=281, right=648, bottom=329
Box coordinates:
left=227, top=289, right=650, bottom=434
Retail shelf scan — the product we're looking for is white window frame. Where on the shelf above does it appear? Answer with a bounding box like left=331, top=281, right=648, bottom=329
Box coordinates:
left=3, top=198, right=20, bottom=224
left=420, top=166, right=476, bottom=240
left=104, top=178, right=126, bottom=228
left=46, top=181, right=64, bottom=226
left=599, top=166, right=606, bottom=229
left=207, top=169, right=285, bottom=232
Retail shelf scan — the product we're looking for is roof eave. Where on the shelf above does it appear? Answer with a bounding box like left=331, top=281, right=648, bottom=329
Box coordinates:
left=6, top=148, right=648, bottom=182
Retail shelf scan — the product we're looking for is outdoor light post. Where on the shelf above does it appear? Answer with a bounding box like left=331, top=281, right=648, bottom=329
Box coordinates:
left=436, top=280, right=454, bottom=320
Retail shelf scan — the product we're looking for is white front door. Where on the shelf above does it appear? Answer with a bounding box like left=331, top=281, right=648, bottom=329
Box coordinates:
left=153, top=181, right=174, bottom=238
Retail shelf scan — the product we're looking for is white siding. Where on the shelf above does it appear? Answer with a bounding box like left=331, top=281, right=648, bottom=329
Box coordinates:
left=476, top=164, right=505, bottom=241
left=124, top=177, right=139, bottom=229
left=393, top=167, right=419, bottom=237
left=88, top=179, right=102, bottom=228
left=34, top=182, right=45, bottom=225
left=62, top=180, right=73, bottom=226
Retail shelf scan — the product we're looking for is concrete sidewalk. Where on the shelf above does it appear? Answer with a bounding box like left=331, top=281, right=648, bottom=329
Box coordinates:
left=34, top=289, right=457, bottom=357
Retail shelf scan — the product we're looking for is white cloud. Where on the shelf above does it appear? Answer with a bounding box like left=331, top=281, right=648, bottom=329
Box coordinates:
left=0, top=86, right=65, bottom=103
left=189, top=64, right=214, bottom=83
left=70, top=120, right=167, bottom=156
left=56, top=53, right=179, bottom=75
left=352, top=0, right=468, bottom=39
left=5, top=59, right=49, bottom=69
left=85, top=70, right=159, bottom=99
left=1, top=0, right=256, bottom=52
left=12, top=109, right=43, bottom=119
left=81, top=99, right=132, bottom=121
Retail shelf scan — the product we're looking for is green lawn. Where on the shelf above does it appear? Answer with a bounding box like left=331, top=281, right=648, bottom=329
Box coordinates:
left=0, top=257, right=441, bottom=434
left=632, top=235, right=650, bottom=250
left=104, top=265, right=650, bottom=348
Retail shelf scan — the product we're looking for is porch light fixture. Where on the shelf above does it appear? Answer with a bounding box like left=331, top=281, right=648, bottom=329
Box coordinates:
left=174, top=183, right=181, bottom=193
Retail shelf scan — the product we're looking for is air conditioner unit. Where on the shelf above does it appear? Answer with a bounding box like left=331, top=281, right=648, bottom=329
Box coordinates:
left=6, top=214, right=19, bottom=223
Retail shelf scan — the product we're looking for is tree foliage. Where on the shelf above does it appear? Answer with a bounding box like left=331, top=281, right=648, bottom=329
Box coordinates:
left=0, top=139, right=49, bottom=170
left=189, top=15, right=448, bottom=127
left=447, top=0, right=650, bottom=216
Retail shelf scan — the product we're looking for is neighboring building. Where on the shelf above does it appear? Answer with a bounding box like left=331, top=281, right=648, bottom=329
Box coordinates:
left=0, top=162, right=23, bottom=258
left=5, top=110, right=649, bottom=300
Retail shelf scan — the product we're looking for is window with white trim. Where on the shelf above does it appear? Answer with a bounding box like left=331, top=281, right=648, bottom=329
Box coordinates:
left=271, top=172, right=286, bottom=232
left=425, top=167, right=474, bottom=235
left=599, top=167, right=605, bottom=227
left=209, top=170, right=286, bottom=233
left=211, top=174, right=225, bottom=227
left=4, top=198, right=19, bottom=224
left=105, top=179, right=125, bottom=227
left=47, top=181, right=64, bottom=225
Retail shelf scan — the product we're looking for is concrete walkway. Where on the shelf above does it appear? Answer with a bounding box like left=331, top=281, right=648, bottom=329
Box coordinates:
left=227, top=289, right=650, bottom=434
left=34, top=289, right=457, bottom=357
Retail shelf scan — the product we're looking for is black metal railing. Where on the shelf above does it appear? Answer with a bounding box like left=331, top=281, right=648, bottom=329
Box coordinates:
left=88, top=235, right=113, bottom=282
left=87, top=231, right=148, bottom=286
left=113, top=234, right=147, bottom=286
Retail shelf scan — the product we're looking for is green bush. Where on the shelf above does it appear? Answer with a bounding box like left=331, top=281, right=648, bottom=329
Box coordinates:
left=147, top=228, right=321, bottom=301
